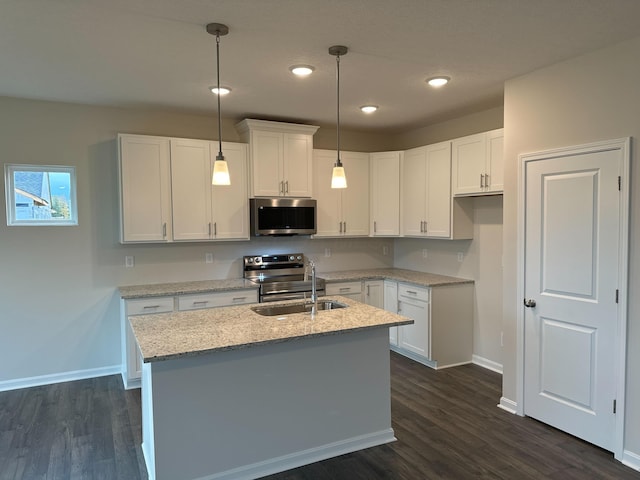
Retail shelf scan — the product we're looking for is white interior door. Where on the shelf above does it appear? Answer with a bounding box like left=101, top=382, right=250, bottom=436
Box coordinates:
left=522, top=141, right=627, bottom=452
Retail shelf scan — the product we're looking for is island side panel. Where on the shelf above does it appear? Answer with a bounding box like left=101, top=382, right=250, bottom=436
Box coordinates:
left=148, top=328, right=394, bottom=480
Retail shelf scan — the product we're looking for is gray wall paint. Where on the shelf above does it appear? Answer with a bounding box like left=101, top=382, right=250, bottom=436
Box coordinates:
left=503, top=35, right=640, bottom=455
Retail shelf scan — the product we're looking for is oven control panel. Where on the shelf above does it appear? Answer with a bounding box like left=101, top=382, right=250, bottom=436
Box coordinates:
left=243, top=253, right=305, bottom=270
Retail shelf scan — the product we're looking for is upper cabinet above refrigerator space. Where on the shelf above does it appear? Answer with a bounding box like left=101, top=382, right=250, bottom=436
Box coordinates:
left=236, top=119, right=319, bottom=198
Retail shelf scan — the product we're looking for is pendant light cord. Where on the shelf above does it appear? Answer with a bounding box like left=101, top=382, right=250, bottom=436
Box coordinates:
left=216, top=33, right=224, bottom=161
left=336, top=54, right=342, bottom=167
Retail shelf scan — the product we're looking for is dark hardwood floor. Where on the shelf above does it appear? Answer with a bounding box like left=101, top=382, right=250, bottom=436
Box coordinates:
left=1, top=352, right=637, bottom=479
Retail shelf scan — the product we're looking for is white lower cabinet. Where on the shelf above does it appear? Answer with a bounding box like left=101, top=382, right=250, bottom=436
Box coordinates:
left=121, top=289, right=257, bottom=389
left=384, top=280, right=399, bottom=346
left=121, top=296, right=174, bottom=389
left=363, top=280, right=384, bottom=308
left=326, top=281, right=363, bottom=301
left=383, top=280, right=474, bottom=369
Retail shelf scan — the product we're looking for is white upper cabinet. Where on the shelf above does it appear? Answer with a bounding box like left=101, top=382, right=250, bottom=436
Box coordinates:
left=313, top=150, right=369, bottom=237
left=451, top=128, right=504, bottom=196
left=236, top=119, right=319, bottom=198
left=118, top=134, right=172, bottom=243
left=370, top=151, right=401, bottom=236
left=171, top=139, right=249, bottom=241
left=402, top=142, right=452, bottom=238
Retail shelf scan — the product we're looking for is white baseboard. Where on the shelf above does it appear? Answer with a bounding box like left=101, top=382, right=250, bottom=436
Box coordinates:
left=472, top=354, right=503, bottom=374
left=497, top=396, right=517, bottom=414
left=194, top=429, right=396, bottom=480
left=0, top=365, right=121, bottom=392
left=621, top=449, right=640, bottom=472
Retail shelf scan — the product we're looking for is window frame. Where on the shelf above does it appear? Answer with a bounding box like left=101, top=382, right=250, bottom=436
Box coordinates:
left=4, top=164, right=78, bottom=226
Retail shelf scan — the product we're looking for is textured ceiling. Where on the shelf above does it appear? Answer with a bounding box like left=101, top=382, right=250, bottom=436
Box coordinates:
left=2, top=0, right=640, bottom=132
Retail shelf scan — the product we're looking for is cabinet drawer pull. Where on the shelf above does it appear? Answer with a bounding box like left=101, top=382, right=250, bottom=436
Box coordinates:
left=193, top=301, right=209, bottom=305
left=339, top=287, right=351, bottom=292
left=406, top=290, right=417, bottom=295
left=232, top=297, right=247, bottom=302
left=143, top=305, right=161, bottom=309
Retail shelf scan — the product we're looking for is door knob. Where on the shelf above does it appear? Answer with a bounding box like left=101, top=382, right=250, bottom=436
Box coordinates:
left=524, top=298, right=537, bottom=308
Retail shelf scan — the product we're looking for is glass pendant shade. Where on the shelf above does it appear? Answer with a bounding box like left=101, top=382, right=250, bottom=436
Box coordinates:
left=212, top=158, right=231, bottom=185
left=331, top=164, right=347, bottom=189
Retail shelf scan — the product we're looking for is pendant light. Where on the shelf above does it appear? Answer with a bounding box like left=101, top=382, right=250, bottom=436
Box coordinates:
left=207, top=23, right=231, bottom=186
left=329, top=45, right=348, bottom=189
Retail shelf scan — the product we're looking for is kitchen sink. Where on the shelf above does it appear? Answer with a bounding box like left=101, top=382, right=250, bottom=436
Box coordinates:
left=251, top=301, right=347, bottom=317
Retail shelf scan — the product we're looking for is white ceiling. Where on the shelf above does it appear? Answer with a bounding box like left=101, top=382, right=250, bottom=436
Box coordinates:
left=3, top=0, right=640, bottom=132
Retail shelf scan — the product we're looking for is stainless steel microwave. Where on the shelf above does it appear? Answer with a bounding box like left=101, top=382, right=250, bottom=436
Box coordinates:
left=249, top=198, right=317, bottom=236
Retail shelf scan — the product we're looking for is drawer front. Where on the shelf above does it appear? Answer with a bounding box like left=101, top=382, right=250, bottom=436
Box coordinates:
left=177, top=289, right=258, bottom=311
left=126, top=297, right=174, bottom=315
left=326, top=281, right=362, bottom=296
left=398, top=283, right=429, bottom=303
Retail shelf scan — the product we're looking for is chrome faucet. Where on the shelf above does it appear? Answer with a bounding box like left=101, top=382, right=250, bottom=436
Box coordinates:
left=308, top=259, right=318, bottom=314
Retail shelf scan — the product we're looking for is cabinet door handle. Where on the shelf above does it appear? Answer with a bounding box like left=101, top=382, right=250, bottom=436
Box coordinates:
left=374, top=221, right=377, bottom=233
left=162, top=223, right=167, bottom=238
left=485, top=173, right=489, bottom=187
left=424, top=221, right=427, bottom=234
left=208, top=222, right=212, bottom=236
left=279, top=180, right=284, bottom=195
left=285, top=180, right=289, bottom=194
left=420, top=221, right=424, bottom=233
left=339, top=221, right=343, bottom=233
left=367, top=285, right=370, bottom=296
left=343, top=221, right=346, bottom=233
left=480, top=173, right=484, bottom=188
left=214, top=222, right=217, bottom=236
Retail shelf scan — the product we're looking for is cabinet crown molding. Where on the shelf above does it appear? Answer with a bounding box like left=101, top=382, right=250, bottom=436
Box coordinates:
left=235, top=118, right=320, bottom=136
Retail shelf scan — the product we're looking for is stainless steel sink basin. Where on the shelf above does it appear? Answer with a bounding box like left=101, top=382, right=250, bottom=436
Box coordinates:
left=251, top=301, right=347, bottom=317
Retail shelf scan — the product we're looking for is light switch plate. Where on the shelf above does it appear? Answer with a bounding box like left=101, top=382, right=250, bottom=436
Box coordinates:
left=125, top=256, right=134, bottom=268
left=205, top=253, right=214, bottom=264
left=457, top=252, right=464, bottom=262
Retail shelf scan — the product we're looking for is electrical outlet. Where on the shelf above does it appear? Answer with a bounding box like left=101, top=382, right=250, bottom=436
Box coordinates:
left=422, top=248, right=428, bottom=259
left=383, top=245, right=389, bottom=256
left=324, top=248, right=331, bottom=257
left=125, top=256, right=134, bottom=268
left=205, top=253, right=214, bottom=264
left=457, top=252, right=464, bottom=262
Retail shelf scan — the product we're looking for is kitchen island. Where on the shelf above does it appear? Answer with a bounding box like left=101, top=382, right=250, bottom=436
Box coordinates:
left=130, top=296, right=412, bottom=480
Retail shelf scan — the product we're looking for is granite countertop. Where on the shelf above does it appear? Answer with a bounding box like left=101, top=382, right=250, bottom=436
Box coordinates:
left=118, top=269, right=471, bottom=301
left=130, top=296, right=413, bottom=363
left=319, top=268, right=473, bottom=287
left=119, top=279, right=257, bottom=299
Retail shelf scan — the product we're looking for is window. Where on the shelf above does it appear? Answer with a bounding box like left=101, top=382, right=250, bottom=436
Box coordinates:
left=4, top=164, right=78, bottom=226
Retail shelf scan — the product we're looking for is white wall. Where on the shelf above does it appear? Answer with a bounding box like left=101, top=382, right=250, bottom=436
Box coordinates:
left=393, top=195, right=504, bottom=369
left=0, top=97, right=393, bottom=386
left=503, top=35, right=640, bottom=459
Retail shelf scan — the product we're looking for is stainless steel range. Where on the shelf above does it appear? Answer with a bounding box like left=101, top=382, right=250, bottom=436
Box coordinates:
left=243, top=253, right=325, bottom=303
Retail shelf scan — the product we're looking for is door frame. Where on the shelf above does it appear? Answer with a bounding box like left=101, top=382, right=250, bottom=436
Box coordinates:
left=516, top=137, right=630, bottom=459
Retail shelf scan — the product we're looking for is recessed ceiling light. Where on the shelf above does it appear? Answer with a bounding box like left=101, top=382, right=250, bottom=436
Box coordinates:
left=426, top=76, right=450, bottom=87
left=209, top=86, right=231, bottom=95
left=360, top=105, right=378, bottom=114
left=289, top=65, right=315, bottom=77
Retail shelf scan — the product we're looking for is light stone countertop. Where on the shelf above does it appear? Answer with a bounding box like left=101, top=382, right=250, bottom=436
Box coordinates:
left=118, top=269, right=471, bottom=301
left=130, top=296, right=413, bottom=363
left=118, top=278, right=257, bottom=299
left=319, top=268, right=473, bottom=287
